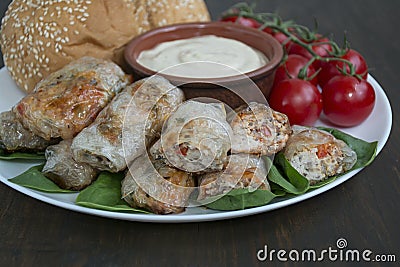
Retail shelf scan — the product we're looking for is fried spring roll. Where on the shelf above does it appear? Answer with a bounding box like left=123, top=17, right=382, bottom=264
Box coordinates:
left=229, top=102, right=292, bottom=156
left=13, top=57, right=130, bottom=140
left=197, top=154, right=271, bottom=200
left=158, top=100, right=232, bottom=173
left=0, top=111, right=58, bottom=153
left=71, top=75, right=184, bottom=172
left=121, top=145, right=195, bottom=214
left=42, top=140, right=99, bottom=191
left=283, top=126, right=357, bottom=185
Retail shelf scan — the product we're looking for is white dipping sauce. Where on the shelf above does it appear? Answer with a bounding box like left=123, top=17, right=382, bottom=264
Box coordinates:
left=137, top=35, right=269, bottom=78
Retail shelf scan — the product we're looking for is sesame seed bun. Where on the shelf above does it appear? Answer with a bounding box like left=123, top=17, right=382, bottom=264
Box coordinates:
left=0, top=0, right=210, bottom=93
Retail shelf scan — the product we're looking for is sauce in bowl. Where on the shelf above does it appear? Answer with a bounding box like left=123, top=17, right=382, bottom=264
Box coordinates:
left=137, top=35, right=269, bottom=78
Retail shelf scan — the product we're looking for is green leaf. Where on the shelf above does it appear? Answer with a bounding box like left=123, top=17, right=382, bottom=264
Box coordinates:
left=309, top=175, right=338, bottom=189
left=8, top=165, right=75, bottom=193
left=203, top=188, right=283, bottom=211
left=76, top=172, right=150, bottom=214
left=268, top=158, right=309, bottom=195
left=0, top=148, right=45, bottom=160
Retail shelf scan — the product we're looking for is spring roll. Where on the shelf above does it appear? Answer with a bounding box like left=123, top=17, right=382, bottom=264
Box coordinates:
left=229, top=102, right=292, bottom=156
left=197, top=154, right=271, bottom=200
left=158, top=100, right=232, bottom=173
left=71, top=75, right=184, bottom=172
left=42, top=140, right=99, bottom=191
left=283, top=125, right=357, bottom=185
left=13, top=57, right=130, bottom=140
left=122, top=142, right=195, bottom=214
left=0, top=111, right=58, bottom=153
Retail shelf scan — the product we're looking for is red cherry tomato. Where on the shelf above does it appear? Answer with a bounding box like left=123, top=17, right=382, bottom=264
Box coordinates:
left=220, top=16, right=261, bottom=28
left=272, top=31, right=290, bottom=44
left=273, top=54, right=318, bottom=87
left=322, top=76, right=375, bottom=127
left=318, top=49, right=368, bottom=88
left=287, top=35, right=332, bottom=69
left=261, top=27, right=293, bottom=50
left=268, top=79, right=323, bottom=126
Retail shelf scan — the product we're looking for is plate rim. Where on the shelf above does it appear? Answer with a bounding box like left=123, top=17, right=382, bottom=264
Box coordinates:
left=0, top=68, right=393, bottom=223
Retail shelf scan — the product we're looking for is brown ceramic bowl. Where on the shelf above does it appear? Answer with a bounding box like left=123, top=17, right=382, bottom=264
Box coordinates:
left=124, top=22, right=283, bottom=108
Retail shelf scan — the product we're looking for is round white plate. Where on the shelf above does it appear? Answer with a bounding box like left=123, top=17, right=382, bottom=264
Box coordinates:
left=0, top=67, right=392, bottom=223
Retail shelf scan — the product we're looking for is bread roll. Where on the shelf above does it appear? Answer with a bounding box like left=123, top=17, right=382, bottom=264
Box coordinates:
left=0, top=0, right=210, bottom=93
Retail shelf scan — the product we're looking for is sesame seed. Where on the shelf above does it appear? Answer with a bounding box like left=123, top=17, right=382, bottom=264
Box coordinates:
left=2, top=0, right=96, bottom=90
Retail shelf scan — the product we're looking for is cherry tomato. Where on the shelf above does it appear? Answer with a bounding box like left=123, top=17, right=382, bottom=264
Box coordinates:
left=261, top=27, right=293, bottom=50
left=287, top=35, right=332, bottom=69
left=322, top=76, right=375, bottom=127
left=220, top=16, right=261, bottom=28
left=272, top=31, right=290, bottom=44
left=268, top=79, right=323, bottom=126
left=273, top=54, right=318, bottom=87
left=318, top=49, right=368, bottom=88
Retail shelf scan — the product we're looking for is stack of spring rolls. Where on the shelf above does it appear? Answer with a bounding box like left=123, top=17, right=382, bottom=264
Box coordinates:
left=3, top=56, right=357, bottom=215
left=0, top=56, right=294, bottom=214
left=121, top=100, right=294, bottom=214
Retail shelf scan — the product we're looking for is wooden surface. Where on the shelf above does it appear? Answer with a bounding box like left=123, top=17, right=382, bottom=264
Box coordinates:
left=0, top=1, right=399, bottom=266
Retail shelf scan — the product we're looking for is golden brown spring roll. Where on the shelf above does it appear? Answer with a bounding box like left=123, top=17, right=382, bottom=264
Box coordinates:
left=71, top=75, right=184, bottom=172
left=42, top=140, right=99, bottom=191
left=197, top=153, right=271, bottom=201
left=283, top=125, right=357, bottom=185
left=157, top=100, right=232, bottom=173
left=0, top=111, right=58, bottom=153
left=13, top=56, right=129, bottom=140
left=122, top=141, right=195, bottom=214
left=229, top=102, right=292, bottom=156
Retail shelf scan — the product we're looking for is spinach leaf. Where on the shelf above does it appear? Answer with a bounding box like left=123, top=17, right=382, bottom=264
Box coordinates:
left=268, top=156, right=309, bottom=195
left=76, top=172, right=149, bottom=214
left=204, top=188, right=283, bottom=211
left=0, top=148, right=45, bottom=160
left=8, top=164, right=75, bottom=193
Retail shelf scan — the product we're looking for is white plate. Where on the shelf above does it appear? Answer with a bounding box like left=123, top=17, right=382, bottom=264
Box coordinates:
left=0, top=67, right=392, bottom=223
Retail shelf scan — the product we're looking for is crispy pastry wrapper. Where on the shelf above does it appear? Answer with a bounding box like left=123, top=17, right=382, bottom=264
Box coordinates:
left=42, top=140, right=99, bottom=191
left=229, top=102, right=292, bottom=156
left=121, top=147, right=195, bottom=215
left=197, top=153, right=271, bottom=201
left=0, top=111, right=58, bottom=152
left=158, top=100, right=232, bottom=173
left=71, top=75, right=184, bottom=173
left=283, top=125, right=357, bottom=185
left=13, top=57, right=130, bottom=140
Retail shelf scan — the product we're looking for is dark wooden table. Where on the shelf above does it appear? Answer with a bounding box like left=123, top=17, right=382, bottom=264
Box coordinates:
left=1, top=1, right=399, bottom=266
